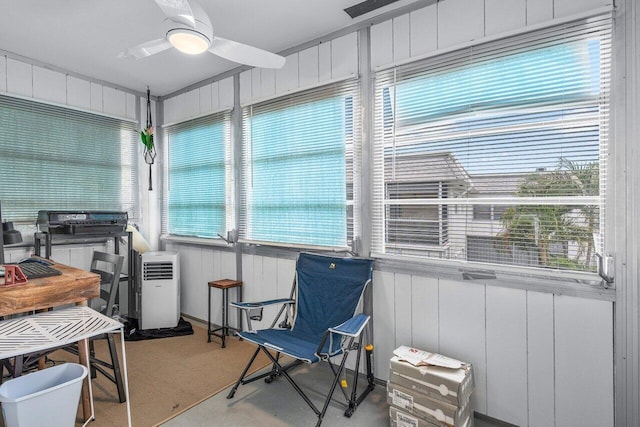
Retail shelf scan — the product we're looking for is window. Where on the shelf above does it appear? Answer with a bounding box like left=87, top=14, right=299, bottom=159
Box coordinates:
left=372, top=15, right=611, bottom=272
left=240, top=80, right=360, bottom=248
left=0, top=94, right=138, bottom=222
left=165, top=112, right=232, bottom=238
left=386, top=181, right=448, bottom=251
left=473, top=205, right=508, bottom=221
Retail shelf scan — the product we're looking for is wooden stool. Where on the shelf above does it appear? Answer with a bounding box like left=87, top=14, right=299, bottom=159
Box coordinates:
left=207, top=279, right=242, bottom=348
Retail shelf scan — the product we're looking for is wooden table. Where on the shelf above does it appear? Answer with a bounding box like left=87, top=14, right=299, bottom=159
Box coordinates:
left=0, top=260, right=100, bottom=422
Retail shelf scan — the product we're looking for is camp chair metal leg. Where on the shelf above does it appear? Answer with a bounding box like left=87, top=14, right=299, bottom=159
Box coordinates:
left=354, top=343, right=376, bottom=408
left=227, top=346, right=261, bottom=399
left=260, top=348, right=321, bottom=418
left=344, top=338, right=375, bottom=417
left=317, top=337, right=357, bottom=427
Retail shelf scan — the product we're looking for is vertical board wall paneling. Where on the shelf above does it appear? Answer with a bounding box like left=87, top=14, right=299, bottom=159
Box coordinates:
left=0, top=55, right=6, bottom=92
left=50, top=247, right=72, bottom=266
left=240, top=253, right=256, bottom=319
left=553, top=0, right=611, bottom=19
left=178, top=245, right=205, bottom=318
left=394, top=273, right=413, bottom=348
left=318, top=40, right=332, bottom=83
left=239, top=71, right=252, bottom=105
left=554, top=296, right=614, bottom=427
left=260, top=68, right=276, bottom=100
left=298, top=46, right=320, bottom=89
left=436, top=0, right=484, bottom=50
left=4, top=248, right=30, bottom=263
left=184, top=88, right=200, bottom=119
left=201, top=247, right=217, bottom=323
left=67, top=76, right=91, bottom=110
left=199, top=83, right=213, bottom=115
left=526, top=291, right=555, bottom=427
left=330, top=32, right=358, bottom=79
left=102, top=86, right=126, bottom=117
left=241, top=253, right=272, bottom=330
left=218, top=250, right=237, bottom=281
left=485, top=286, right=528, bottom=426
left=163, top=95, right=176, bottom=124
left=125, top=92, right=136, bottom=120
left=392, top=14, right=411, bottom=64
left=370, top=19, right=393, bottom=69
left=260, top=255, right=281, bottom=325
left=275, top=52, right=299, bottom=94
left=526, top=0, right=554, bottom=25
left=484, top=0, right=526, bottom=36
left=90, top=82, right=103, bottom=112
left=219, top=250, right=239, bottom=328
left=409, top=3, right=438, bottom=59
left=372, top=270, right=396, bottom=380
left=211, top=80, right=221, bottom=111
left=6, top=58, right=32, bottom=97
left=175, top=93, right=186, bottom=120
left=32, top=66, right=66, bottom=104
left=251, top=68, right=262, bottom=101
left=218, top=76, right=234, bottom=109
left=410, top=275, right=439, bottom=353
left=200, top=248, right=238, bottom=328
left=276, top=257, right=296, bottom=298
left=438, top=279, right=487, bottom=414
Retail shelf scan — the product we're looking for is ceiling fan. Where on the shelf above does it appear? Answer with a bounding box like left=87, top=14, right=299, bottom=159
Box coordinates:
left=118, top=0, right=286, bottom=69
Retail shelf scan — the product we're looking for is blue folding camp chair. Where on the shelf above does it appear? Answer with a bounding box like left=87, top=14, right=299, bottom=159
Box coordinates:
left=227, top=252, right=375, bottom=427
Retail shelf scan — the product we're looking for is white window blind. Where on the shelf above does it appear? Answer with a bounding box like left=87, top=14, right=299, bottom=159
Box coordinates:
left=0, top=94, right=138, bottom=222
left=164, top=111, right=232, bottom=239
left=240, top=79, right=360, bottom=249
left=372, top=14, right=611, bottom=273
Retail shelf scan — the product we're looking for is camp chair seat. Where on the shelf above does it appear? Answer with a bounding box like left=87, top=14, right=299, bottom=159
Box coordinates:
left=239, top=313, right=369, bottom=364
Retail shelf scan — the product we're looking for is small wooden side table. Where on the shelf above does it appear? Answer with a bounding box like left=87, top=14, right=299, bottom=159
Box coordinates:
left=207, top=279, right=242, bottom=348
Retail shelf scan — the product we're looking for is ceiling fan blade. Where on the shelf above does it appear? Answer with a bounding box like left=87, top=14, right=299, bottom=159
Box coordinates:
left=154, top=0, right=196, bottom=28
left=118, top=38, right=173, bottom=59
left=209, top=37, right=285, bottom=69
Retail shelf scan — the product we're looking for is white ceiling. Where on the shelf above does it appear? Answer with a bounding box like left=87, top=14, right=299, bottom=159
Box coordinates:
left=0, top=0, right=424, bottom=96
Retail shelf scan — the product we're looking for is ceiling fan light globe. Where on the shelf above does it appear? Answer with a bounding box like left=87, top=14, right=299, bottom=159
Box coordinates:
left=167, top=29, right=210, bottom=55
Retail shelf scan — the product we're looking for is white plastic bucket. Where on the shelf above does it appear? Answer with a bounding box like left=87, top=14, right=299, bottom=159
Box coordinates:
left=0, top=363, right=88, bottom=427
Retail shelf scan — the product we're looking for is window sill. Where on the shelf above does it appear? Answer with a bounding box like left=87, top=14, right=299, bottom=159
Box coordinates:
left=372, top=252, right=615, bottom=302
left=160, top=234, right=232, bottom=248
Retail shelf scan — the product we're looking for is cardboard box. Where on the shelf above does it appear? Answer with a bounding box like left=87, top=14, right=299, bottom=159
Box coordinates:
left=390, top=353, right=474, bottom=407
left=387, top=382, right=471, bottom=427
left=389, top=406, right=474, bottom=427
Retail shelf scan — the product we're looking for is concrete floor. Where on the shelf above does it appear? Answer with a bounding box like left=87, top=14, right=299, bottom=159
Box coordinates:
left=162, top=362, right=497, bottom=427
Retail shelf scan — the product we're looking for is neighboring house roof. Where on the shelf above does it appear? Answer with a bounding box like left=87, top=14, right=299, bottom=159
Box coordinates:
left=385, top=151, right=474, bottom=192
left=384, top=150, right=542, bottom=198
left=469, top=173, right=529, bottom=196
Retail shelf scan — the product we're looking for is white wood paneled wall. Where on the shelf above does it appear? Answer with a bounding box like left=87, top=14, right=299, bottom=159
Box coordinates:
left=4, top=244, right=105, bottom=271
left=164, top=245, right=613, bottom=427
left=372, top=270, right=613, bottom=427
left=162, top=32, right=358, bottom=121
left=162, top=77, right=234, bottom=125
left=240, top=32, right=358, bottom=106
left=164, top=242, right=237, bottom=326
left=370, top=0, right=612, bottom=69
left=0, top=55, right=136, bottom=120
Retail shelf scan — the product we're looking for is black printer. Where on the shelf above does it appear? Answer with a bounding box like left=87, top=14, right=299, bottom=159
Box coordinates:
left=37, top=211, right=128, bottom=235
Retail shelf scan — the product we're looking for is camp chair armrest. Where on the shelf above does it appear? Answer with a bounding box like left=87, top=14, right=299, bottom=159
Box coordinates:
left=230, top=298, right=295, bottom=310
left=231, top=298, right=296, bottom=331
left=328, top=313, right=370, bottom=338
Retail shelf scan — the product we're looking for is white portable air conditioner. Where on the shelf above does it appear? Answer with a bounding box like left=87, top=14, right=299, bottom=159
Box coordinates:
left=140, top=251, right=180, bottom=330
